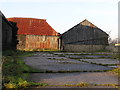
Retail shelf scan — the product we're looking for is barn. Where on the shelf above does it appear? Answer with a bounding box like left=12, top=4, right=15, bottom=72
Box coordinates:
left=1, top=12, right=18, bottom=50
left=8, top=17, right=60, bottom=51
left=61, top=19, right=109, bottom=52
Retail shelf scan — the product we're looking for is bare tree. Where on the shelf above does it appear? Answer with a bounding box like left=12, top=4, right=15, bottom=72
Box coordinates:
left=109, top=38, right=118, bottom=45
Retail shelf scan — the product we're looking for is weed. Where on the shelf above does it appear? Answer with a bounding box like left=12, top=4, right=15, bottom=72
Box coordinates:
left=4, top=83, right=17, bottom=88
left=94, top=84, right=118, bottom=88
left=109, top=67, right=120, bottom=76
left=76, top=82, right=89, bottom=87
left=64, top=84, right=73, bottom=86
left=46, top=70, right=54, bottom=73
left=16, top=78, right=30, bottom=88
left=57, top=54, right=66, bottom=57
left=64, top=82, right=89, bottom=87
left=29, top=82, right=48, bottom=86
left=47, top=57, right=66, bottom=60
left=2, top=50, right=43, bottom=89
left=77, top=59, right=118, bottom=66
left=63, top=83, right=118, bottom=88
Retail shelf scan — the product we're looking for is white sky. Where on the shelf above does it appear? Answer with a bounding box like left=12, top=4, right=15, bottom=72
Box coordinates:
left=0, top=0, right=119, bottom=40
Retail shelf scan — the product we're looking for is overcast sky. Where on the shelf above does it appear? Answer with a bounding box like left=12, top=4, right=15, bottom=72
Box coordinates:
left=0, top=0, right=119, bottom=39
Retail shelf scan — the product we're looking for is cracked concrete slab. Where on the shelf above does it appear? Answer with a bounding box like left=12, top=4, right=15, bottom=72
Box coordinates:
left=24, top=56, right=113, bottom=72
left=29, top=72, right=118, bottom=85
left=80, top=59, right=119, bottom=65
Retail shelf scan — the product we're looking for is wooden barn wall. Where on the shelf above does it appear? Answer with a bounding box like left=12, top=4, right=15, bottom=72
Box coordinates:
left=81, top=20, right=96, bottom=28
left=63, top=44, right=106, bottom=52
left=62, top=24, right=108, bottom=45
left=9, top=21, right=18, bottom=49
left=24, top=35, right=59, bottom=50
left=2, top=15, right=18, bottom=50
left=2, top=19, right=13, bottom=50
left=17, top=35, right=26, bottom=50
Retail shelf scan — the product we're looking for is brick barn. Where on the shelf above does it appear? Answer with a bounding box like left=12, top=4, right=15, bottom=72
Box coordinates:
left=61, top=19, right=109, bottom=52
left=8, top=17, right=60, bottom=51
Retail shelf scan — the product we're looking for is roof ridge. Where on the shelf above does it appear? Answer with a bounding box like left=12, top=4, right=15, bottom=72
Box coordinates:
left=80, top=19, right=98, bottom=28
left=7, top=17, right=46, bottom=21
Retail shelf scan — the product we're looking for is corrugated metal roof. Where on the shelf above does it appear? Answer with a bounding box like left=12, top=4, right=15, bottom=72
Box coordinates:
left=7, top=17, right=59, bottom=36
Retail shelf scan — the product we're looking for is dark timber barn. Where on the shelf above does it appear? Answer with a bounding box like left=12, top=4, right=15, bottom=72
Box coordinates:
left=1, top=12, right=18, bottom=50
left=61, top=19, right=109, bottom=52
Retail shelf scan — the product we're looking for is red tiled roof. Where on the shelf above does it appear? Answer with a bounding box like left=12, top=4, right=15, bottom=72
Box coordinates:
left=7, top=17, right=59, bottom=36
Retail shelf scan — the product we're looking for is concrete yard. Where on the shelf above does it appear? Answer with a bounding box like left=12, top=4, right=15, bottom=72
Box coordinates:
left=80, top=59, right=119, bottom=65
left=29, top=72, right=118, bottom=85
left=24, top=55, right=113, bottom=72
left=65, top=55, right=112, bottom=59
left=24, top=52, right=119, bottom=88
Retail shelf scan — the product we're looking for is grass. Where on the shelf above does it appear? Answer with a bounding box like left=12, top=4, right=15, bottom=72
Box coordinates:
left=112, top=53, right=120, bottom=59
left=69, top=56, right=113, bottom=59
left=69, top=57, right=118, bottom=66
left=94, top=84, right=119, bottom=88
left=63, top=83, right=118, bottom=88
left=108, top=53, right=120, bottom=76
left=2, top=50, right=47, bottom=89
left=79, top=59, right=118, bottom=66
left=64, top=82, right=89, bottom=87
left=56, top=54, right=66, bottom=57
left=109, top=67, right=120, bottom=77
left=47, top=82, right=118, bottom=88
left=47, top=57, right=67, bottom=60
left=35, top=70, right=110, bottom=73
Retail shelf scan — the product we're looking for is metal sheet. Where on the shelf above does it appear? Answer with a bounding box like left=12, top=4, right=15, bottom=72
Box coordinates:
left=25, top=35, right=59, bottom=50
left=7, top=17, right=59, bottom=36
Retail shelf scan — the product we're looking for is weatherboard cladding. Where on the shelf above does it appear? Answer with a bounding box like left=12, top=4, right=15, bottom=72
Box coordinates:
left=7, top=17, right=58, bottom=36
left=80, top=19, right=98, bottom=28
left=62, top=19, right=108, bottom=45
left=1, top=12, right=18, bottom=50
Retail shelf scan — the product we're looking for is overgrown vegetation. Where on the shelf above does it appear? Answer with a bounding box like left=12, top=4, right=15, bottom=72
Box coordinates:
left=93, top=83, right=118, bottom=88
left=109, top=53, right=120, bottom=76
left=2, top=50, right=47, bottom=88
left=79, top=59, right=118, bottom=66
left=109, top=67, right=120, bottom=77
left=64, top=82, right=89, bottom=87
left=39, top=70, right=110, bottom=73
left=50, top=82, right=118, bottom=88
